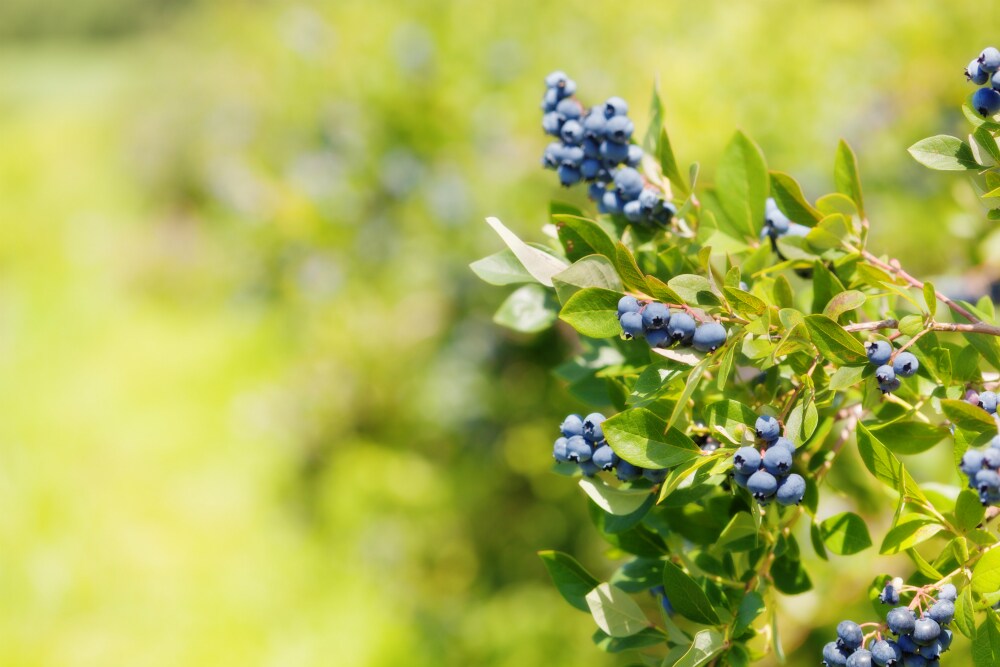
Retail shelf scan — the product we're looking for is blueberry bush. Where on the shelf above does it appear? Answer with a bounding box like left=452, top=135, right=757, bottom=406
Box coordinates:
left=473, top=47, right=1000, bottom=666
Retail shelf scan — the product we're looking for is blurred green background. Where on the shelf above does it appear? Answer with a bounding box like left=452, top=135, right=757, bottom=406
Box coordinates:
left=0, top=1, right=996, bottom=665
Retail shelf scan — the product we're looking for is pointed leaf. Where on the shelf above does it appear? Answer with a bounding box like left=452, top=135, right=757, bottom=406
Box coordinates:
left=908, top=135, right=981, bottom=171
left=604, top=407, right=703, bottom=469
left=835, top=140, right=865, bottom=217
left=559, top=287, right=623, bottom=338
left=485, top=216, right=568, bottom=286
left=585, top=583, right=650, bottom=638
left=538, top=550, right=600, bottom=612
left=661, top=562, right=721, bottom=625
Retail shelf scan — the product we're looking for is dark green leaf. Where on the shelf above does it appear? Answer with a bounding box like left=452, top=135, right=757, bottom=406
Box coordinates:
left=803, top=314, right=867, bottom=365
left=661, top=562, right=721, bottom=625
left=715, top=131, right=768, bottom=238
left=733, top=592, right=765, bottom=636
left=908, top=135, right=981, bottom=171
left=867, top=420, right=948, bottom=455
left=494, top=284, right=559, bottom=333
left=604, top=407, right=703, bottom=469
left=771, top=554, right=812, bottom=594
left=554, top=214, right=617, bottom=262
left=668, top=357, right=711, bottom=431
left=819, top=512, right=872, bottom=555
left=856, top=423, right=930, bottom=506
left=972, top=610, right=1000, bottom=667
left=829, top=364, right=865, bottom=391
left=538, top=550, right=600, bottom=612
left=559, top=287, right=623, bottom=338
left=704, top=399, right=756, bottom=436
left=592, top=627, right=667, bottom=653
left=973, top=125, right=1000, bottom=164
left=835, top=140, right=865, bottom=217
left=955, top=488, right=986, bottom=531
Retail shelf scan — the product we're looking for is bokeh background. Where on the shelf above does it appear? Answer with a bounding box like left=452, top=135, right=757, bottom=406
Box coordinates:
left=0, top=1, right=997, bottom=665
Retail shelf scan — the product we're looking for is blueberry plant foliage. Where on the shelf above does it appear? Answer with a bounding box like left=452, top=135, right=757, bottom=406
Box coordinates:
left=472, top=49, right=1000, bottom=667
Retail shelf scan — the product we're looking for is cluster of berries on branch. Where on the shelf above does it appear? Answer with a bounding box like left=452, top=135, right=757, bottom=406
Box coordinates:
left=760, top=197, right=810, bottom=243
left=539, top=71, right=676, bottom=227
left=616, top=295, right=728, bottom=352
left=959, top=435, right=1000, bottom=506
left=732, top=415, right=806, bottom=506
left=864, top=341, right=919, bottom=394
left=965, top=46, right=1000, bottom=117
left=552, top=412, right=667, bottom=482
left=822, top=582, right=956, bottom=666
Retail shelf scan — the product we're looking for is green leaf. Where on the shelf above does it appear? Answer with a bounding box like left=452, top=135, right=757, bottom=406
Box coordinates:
left=661, top=561, right=721, bottom=625
left=769, top=171, right=821, bottom=223
left=819, top=512, right=872, bottom=555
left=579, top=477, right=653, bottom=516
left=835, top=140, right=865, bottom=217
left=856, top=423, right=930, bottom=507
left=704, top=399, right=756, bottom=436
left=713, top=511, right=762, bottom=552
left=659, top=128, right=689, bottom=197
left=538, top=550, right=600, bottom=612
left=964, top=332, right=1000, bottom=373
left=771, top=554, right=812, bottom=594
left=806, top=214, right=850, bottom=251
left=955, top=585, right=977, bottom=639
left=973, top=547, right=1000, bottom=595
left=973, top=610, right=1000, bottom=667
left=554, top=214, right=616, bottom=262
left=722, top=287, right=767, bottom=317
left=552, top=254, right=625, bottom=303
left=785, top=398, right=818, bottom=446
left=592, top=627, right=667, bottom=653
left=908, top=135, right=981, bottom=171
left=941, top=399, right=997, bottom=435
left=485, top=216, right=569, bottom=286
left=614, top=242, right=650, bottom=294
left=823, top=290, right=865, bottom=321
left=494, top=284, right=559, bottom=333
left=668, top=274, right=719, bottom=306
left=973, top=125, right=1000, bottom=164
left=603, top=407, right=703, bottom=469
left=643, top=81, right=665, bottom=155
left=811, top=522, right=829, bottom=560
left=672, top=630, right=726, bottom=667
left=733, top=592, right=765, bottom=636
left=585, top=582, right=650, bottom=638
left=470, top=248, right=537, bottom=285
left=879, top=514, right=944, bottom=555
left=559, top=287, right=623, bottom=338
left=867, top=420, right=948, bottom=455
left=803, top=314, right=867, bottom=365
left=645, top=275, right=685, bottom=305
left=956, top=489, right=986, bottom=531
left=668, top=357, right=711, bottom=431
left=829, top=364, right=865, bottom=391
left=715, top=131, right=768, bottom=238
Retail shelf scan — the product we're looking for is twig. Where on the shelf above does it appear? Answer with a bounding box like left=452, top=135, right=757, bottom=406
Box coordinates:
left=843, top=318, right=1000, bottom=337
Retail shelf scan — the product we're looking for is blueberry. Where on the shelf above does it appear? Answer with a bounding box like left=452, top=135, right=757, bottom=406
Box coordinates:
left=553, top=437, right=571, bottom=462
left=886, top=607, right=916, bottom=636
left=985, top=447, right=1000, bottom=469
left=895, top=634, right=919, bottom=654
left=692, top=322, right=727, bottom=352
left=614, top=167, right=645, bottom=200
left=638, top=188, right=661, bottom=214
left=646, top=328, right=670, bottom=348
left=544, top=70, right=569, bottom=89
left=979, top=47, right=1000, bottom=74
left=623, top=199, right=643, bottom=222
left=847, top=649, right=873, bottom=667
left=578, top=459, right=600, bottom=476
left=893, top=352, right=919, bottom=378
left=937, top=584, right=957, bottom=602
left=733, top=446, right=762, bottom=474
left=775, top=473, right=806, bottom=506
left=972, top=87, right=1000, bottom=117
left=599, top=140, right=630, bottom=164
left=555, top=97, right=582, bottom=121
left=911, top=618, right=941, bottom=646
left=617, top=295, right=641, bottom=318
left=979, top=390, right=998, bottom=413
left=626, top=144, right=644, bottom=167
left=871, top=639, right=902, bottom=666
left=643, top=467, right=668, bottom=483
left=927, top=599, right=955, bottom=625
left=975, top=469, right=1000, bottom=493
left=656, top=201, right=677, bottom=225
left=762, top=446, right=792, bottom=476
left=967, top=59, right=990, bottom=85
left=901, top=655, right=928, bottom=667
left=560, top=120, right=584, bottom=145
left=580, top=158, right=602, bottom=180
left=560, top=145, right=584, bottom=167
left=582, top=137, right=602, bottom=159
left=619, top=311, right=645, bottom=338
left=785, top=222, right=811, bottom=237
left=667, top=312, right=696, bottom=345
left=603, top=96, right=629, bottom=118
left=660, top=595, right=673, bottom=614
left=837, top=620, right=864, bottom=650
left=541, top=142, right=564, bottom=169
left=875, top=364, right=896, bottom=388
left=747, top=469, right=778, bottom=500
left=592, top=444, right=619, bottom=471
left=565, top=435, right=592, bottom=463
left=557, top=164, right=581, bottom=187
left=960, top=449, right=984, bottom=475
left=938, top=628, right=952, bottom=650
left=542, top=112, right=562, bottom=136
left=642, top=302, right=671, bottom=331
left=561, top=414, right=584, bottom=437
left=879, top=582, right=900, bottom=605
left=866, top=341, right=892, bottom=366
left=582, top=413, right=606, bottom=442
left=541, top=87, right=559, bottom=112
left=823, top=641, right=851, bottom=666
left=582, top=111, right=606, bottom=140
left=733, top=471, right=752, bottom=488
left=755, top=415, right=781, bottom=443
left=770, top=437, right=796, bottom=455
left=616, top=460, right=643, bottom=481
left=604, top=116, right=634, bottom=144
left=991, top=434, right=1000, bottom=449
left=994, top=70, right=1000, bottom=92
left=919, top=640, right=942, bottom=660
left=764, top=198, right=791, bottom=235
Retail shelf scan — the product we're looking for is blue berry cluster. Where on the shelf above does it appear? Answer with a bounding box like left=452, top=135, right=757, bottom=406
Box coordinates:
left=960, top=436, right=1000, bottom=506
left=823, top=584, right=956, bottom=666
left=731, top=415, right=806, bottom=506
left=965, top=46, right=1000, bottom=117
left=539, top=71, right=676, bottom=227
left=617, top=295, right=728, bottom=352
left=864, top=341, right=919, bottom=394
left=761, top=197, right=810, bottom=242
left=552, top=412, right=667, bottom=482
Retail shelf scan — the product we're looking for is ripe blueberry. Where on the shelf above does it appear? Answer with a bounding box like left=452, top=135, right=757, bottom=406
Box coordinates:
left=846, top=649, right=873, bottom=667
left=582, top=137, right=602, bottom=159
left=582, top=112, right=606, bottom=140
left=602, top=190, right=623, bottom=215
left=553, top=437, right=571, bottom=462
left=667, top=312, right=696, bottom=344
left=733, top=446, right=762, bottom=474
left=985, top=447, right=1000, bottom=468
left=893, top=352, right=919, bottom=377
left=733, top=471, right=752, bottom=488
left=616, top=460, right=643, bottom=481
left=762, top=446, right=792, bottom=476
left=603, top=96, right=629, bottom=118
left=614, top=167, right=645, bottom=200
left=638, top=188, right=661, bottom=214
left=994, top=71, right=1000, bottom=92
left=963, top=449, right=986, bottom=476
left=565, top=435, right=592, bottom=463
left=747, top=469, right=778, bottom=500
left=938, top=628, right=953, bottom=650
left=578, top=459, right=600, bottom=477
left=978, top=390, right=998, bottom=413
left=912, top=618, right=941, bottom=645
left=979, top=46, right=1000, bottom=73
left=620, top=311, right=645, bottom=339
left=561, top=414, right=584, bottom=437
left=871, top=639, right=902, bottom=666
left=866, top=340, right=892, bottom=366
left=626, top=144, right=644, bottom=167
left=837, top=620, right=864, bottom=649
left=755, top=415, right=781, bottom=443
left=541, top=87, right=559, bottom=112
left=544, top=70, right=569, bottom=89
left=646, top=328, right=670, bottom=348
left=927, top=600, right=954, bottom=626
left=580, top=158, right=601, bottom=180
left=599, top=140, right=629, bottom=164
left=555, top=98, right=582, bottom=121
left=770, top=436, right=796, bottom=455
left=642, top=302, right=670, bottom=330
left=764, top=198, right=792, bottom=235
left=542, top=112, right=562, bottom=135
left=879, top=582, right=900, bottom=605
left=582, top=413, right=606, bottom=442
left=967, top=59, right=990, bottom=84
left=604, top=116, right=634, bottom=144
left=592, top=444, right=619, bottom=471
left=975, top=469, right=1000, bottom=493
left=692, top=322, right=728, bottom=352
left=617, top=295, right=641, bottom=318
left=622, top=199, right=643, bottom=222
left=937, top=584, right=957, bottom=602
left=560, top=120, right=584, bottom=145
left=972, top=87, right=1000, bottom=117
left=823, top=641, right=851, bottom=666
left=775, top=473, right=806, bottom=506
left=643, top=467, right=668, bottom=483
left=557, top=164, right=582, bottom=187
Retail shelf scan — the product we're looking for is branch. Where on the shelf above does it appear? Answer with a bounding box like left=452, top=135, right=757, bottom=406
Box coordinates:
left=843, top=318, right=1000, bottom=337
